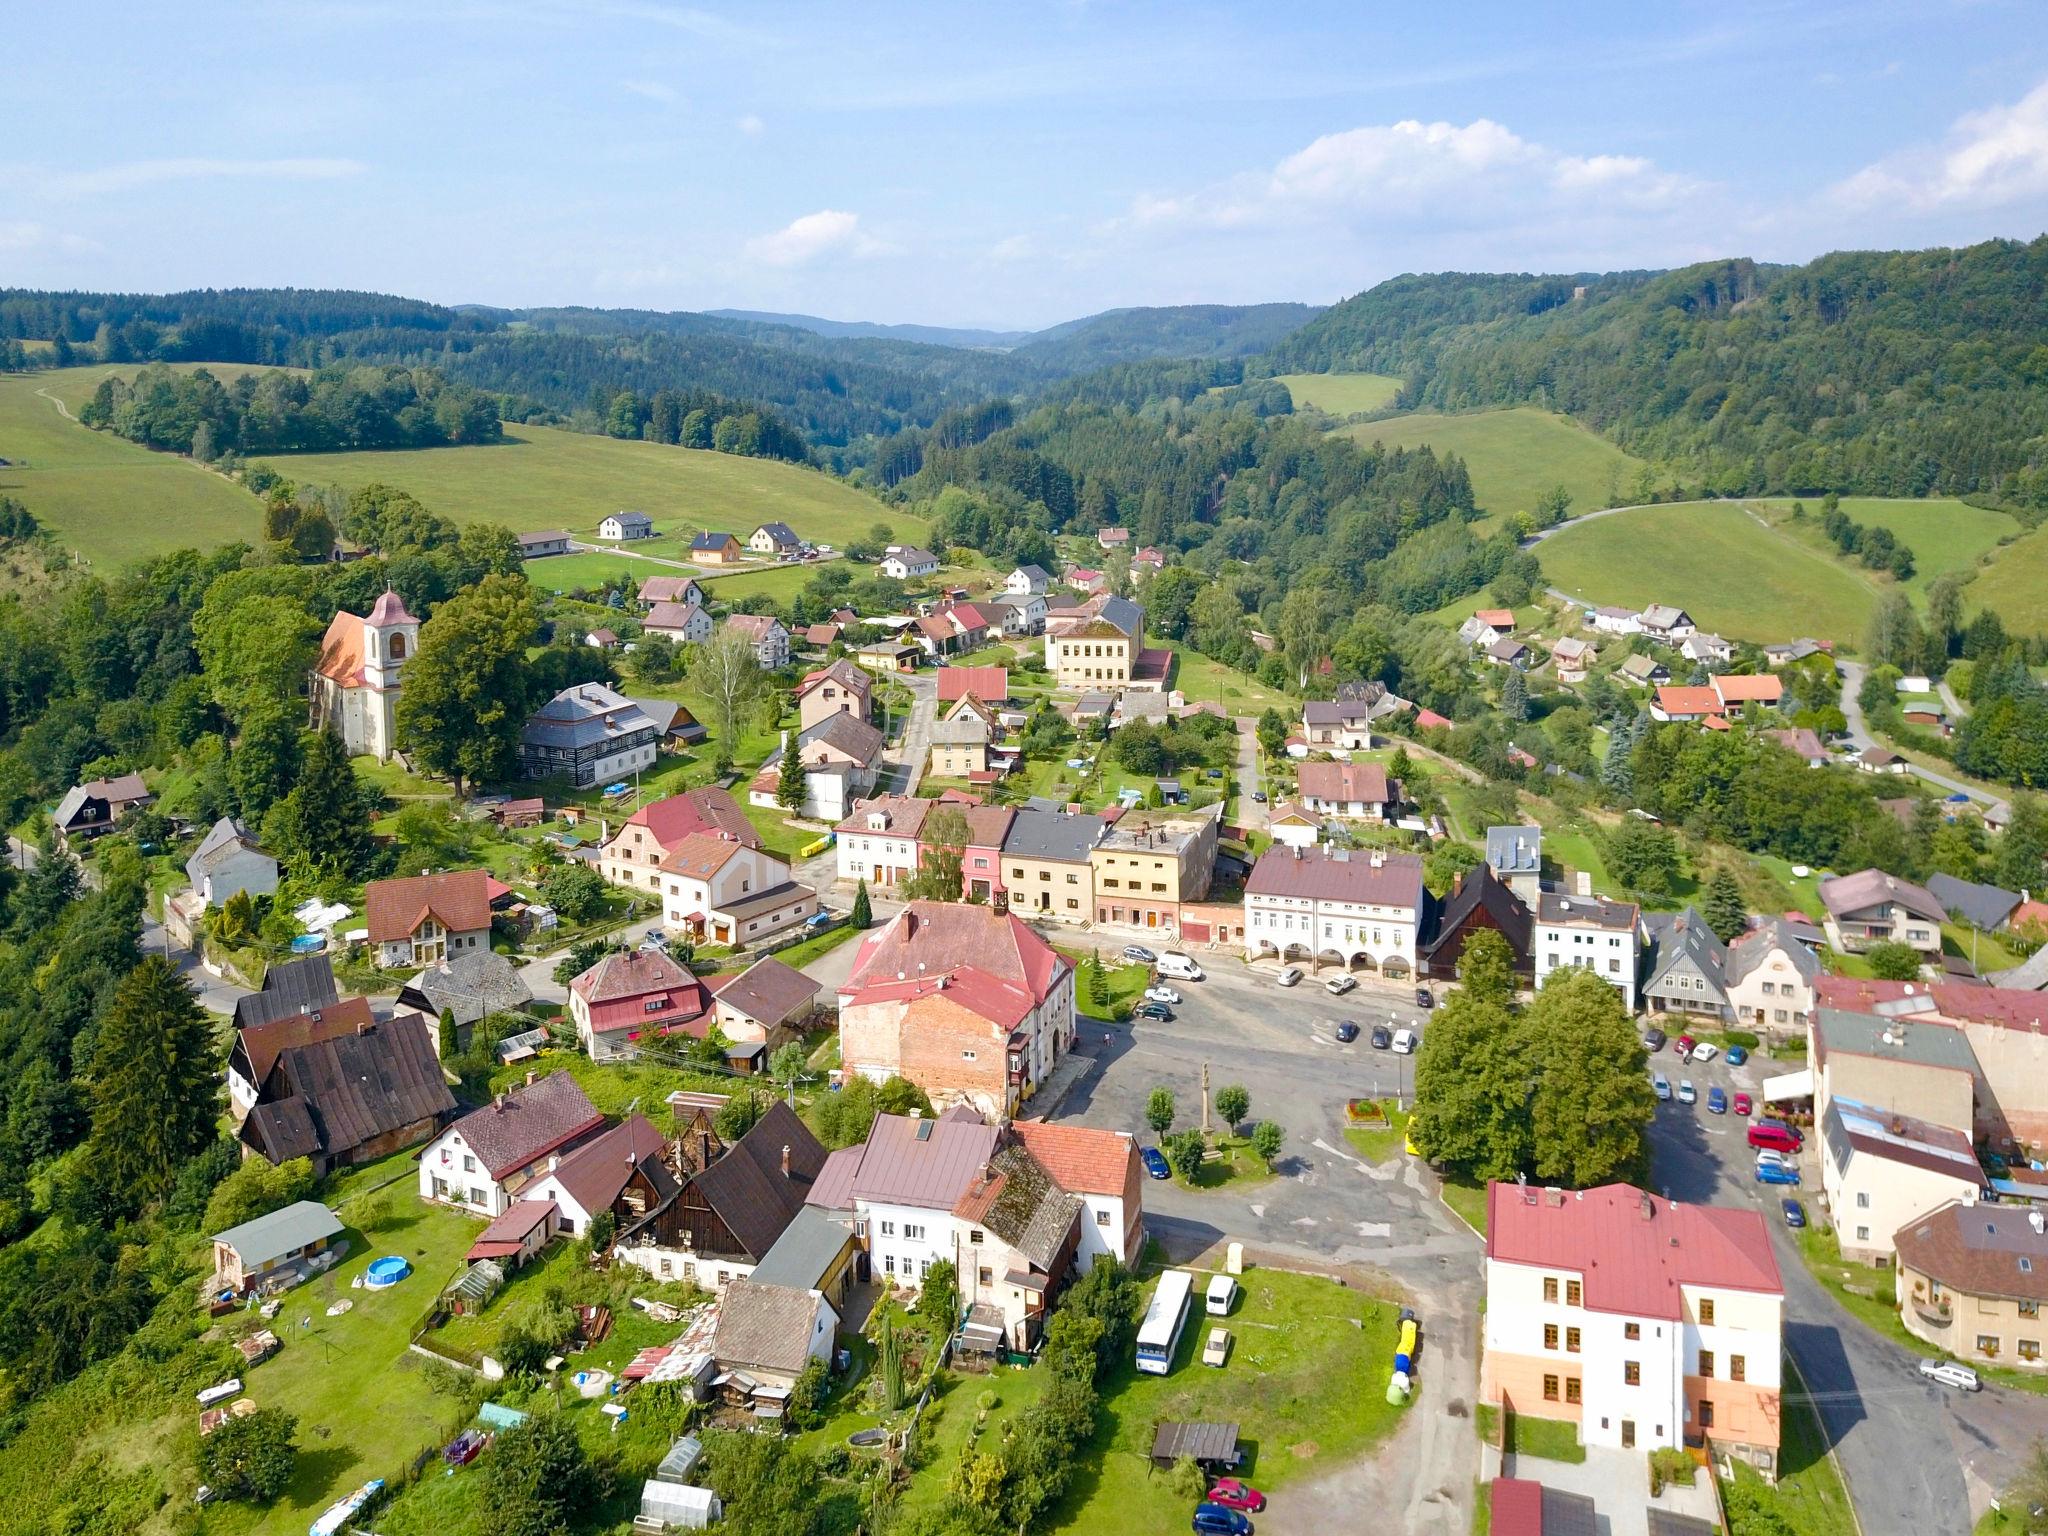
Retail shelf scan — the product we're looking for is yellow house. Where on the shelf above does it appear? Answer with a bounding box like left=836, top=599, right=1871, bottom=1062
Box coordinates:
left=1045, top=594, right=1143, bottom=690
left=999, top=807, right=1105, bottom=923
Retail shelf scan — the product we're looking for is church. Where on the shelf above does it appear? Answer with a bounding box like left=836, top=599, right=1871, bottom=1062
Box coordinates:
left=310, top=591, right=418, bottom=761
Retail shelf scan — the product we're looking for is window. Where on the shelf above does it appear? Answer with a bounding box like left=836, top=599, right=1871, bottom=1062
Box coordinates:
left=1543, top=1278, right=1559, bottom=1303
left=904, top=1224, right=926, bottom=1241
left=1625, top=1322, right=1641, bottom=1340
left=1856, top=1191, right=1870, bottom=1209
left=463, top=1155, right=476, bottom=1172
left=1699, top=1400, right=1715, bottom=1429
left=1565, top=1279, right=1582, bottom=1307
left=1698, top=1299, right=1715, bottom=1326
left=1979, top=1335, right=2001, bottom=1357
left=885, top=1255, right=896, bottom=1275
left=1096, top=1210, right=1110, bottom=1226
left=1543, top=1374, right=1560, bottom=1402
left=470, top=1187, right=487, bottom=1206
left=1544, top=1324, right=1560, bottom=1350
left=962, top=1049, right=977, bottom=1061
left=1730, top=1355, right=1746, bottom=1382
left=1698, top=1350, right=1714, bottom=1378
left=1566, top=1327, right=1581, bottom=1354
left=881, top=1221, right=896, bottom=1237
left=2021, top=1301, right=2041, bottom=1319
left=970, top=1230, right=984, bottom=1245
left=979, top=1266, right=993, bottom=1285
left=1624, top=1361, right=1641, bottom=1386
left=2022, top=1341, right=2041, bottom=1362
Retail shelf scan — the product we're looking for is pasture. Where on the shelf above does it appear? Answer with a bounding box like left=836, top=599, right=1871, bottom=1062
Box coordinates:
left=1966, top=520, right=2048, bottom=633
left=1749, top=496, right=2016, bottom=602
left=1344, top=406, right=1648, bottom=529
left=1272, top=371, right=1403, bottom=416
left=1539, top=501, right=1878, bottom=647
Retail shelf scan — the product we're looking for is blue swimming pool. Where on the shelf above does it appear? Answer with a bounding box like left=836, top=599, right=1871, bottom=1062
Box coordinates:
left=364, top=1256, right=410, bottom=1288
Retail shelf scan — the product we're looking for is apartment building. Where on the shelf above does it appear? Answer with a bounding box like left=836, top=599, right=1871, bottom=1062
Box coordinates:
left=1243, top=844, right=1425, bottom=979
left=1089, top=803, right=1222, bottom=934
left=1534, top=891, right=1644, bottom=1012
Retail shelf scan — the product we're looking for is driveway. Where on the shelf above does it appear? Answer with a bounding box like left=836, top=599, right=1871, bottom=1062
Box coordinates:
left=1838, top=659, right=1995, bottom=807
left=879, top=671, right=938, bottom=796
left=1234, top=720, right=1268, bottom=831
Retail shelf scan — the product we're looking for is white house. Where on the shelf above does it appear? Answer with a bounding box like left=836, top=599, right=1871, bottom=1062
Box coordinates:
left=881, top=545, right=941, bottom=580
left=1819, top=1096, right=1988, bottom=1264
left=418, top=1072, right=606, bottom=1219
left=749, top=522, right=802, bottom=555
left=1586, top=605, right=1643, bottom=636
left=520, top=1114, right=679, bottom=1237
left=725, top=614, right=790, bottom=669
left=643, top=601, right=713, bottom=645
left=834, top=796, right=931, bottom=888
left=1006, top=565, right=1053, bottom=596
left=1009, top=1119, right=1146, bottom=1268
left=1639, top=604, right=1696, bottom=642
left=185, top=817, right=279, bottom=908
left=1265, top=801, right=1321, bottom=850
left=1243, top=845, right=1425, bottom=979
left=600, top=510, right=654, bottom=541
left=659, top=834, right=816, bottom=949
left=1534, top=891, right=1643, bottom=1011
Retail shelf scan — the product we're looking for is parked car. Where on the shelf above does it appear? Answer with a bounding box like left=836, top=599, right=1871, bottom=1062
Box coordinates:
left=1691, top=1041, right=1720, bottom=1063
left=1207, top=1479, right=1267, bottom=1514
left=1726, top=1044, right=1749, bottom=1066
left=1733, top=1092, right=1753, bottom=1117
left=1653, top=1074, right=1672, bottom=1101
left=1325, top=974, right=1357, bottom=996
left=1202, top=1327, right=1232, bottom=1367
left=1414, top=987, right=1434, bottom=1009
left=1677, top=1079, right=1697, bottom=1106
left=1920, top=1360, right=1982, bottom=1392
left=1135, top=1002, right=1174, bottom=1022
left=1334, top=1021, right=1360, bottom=1043
left=1370, top=1024, right=1393, bottom=1050
left=1707, top=1086, right=1728, bottom=1115
left=1251, top=790, right=1268, bottom=803
left=1193, top=1504, right=1254, bottom=1536
left=1643, top=1027, right=1667, bottom=1052
left=1755, top=1160, right=1801, bottom=1186
left=1755, top=1149, right=1797, bottom=1171
left=1675, top=1034, right=1697, bottom=1060
left=1749, top=1121, right=1803, bottom=1153
left=1144, top=985, right=1183, bottom=1005
left=1390, top=1028, right=1418, bottom=1054
left=1123, top=945, right=1159, bottom=964
left=1781, top=1198, right=1806, bottom=1228
left=1141, top=1147, right=1170, bottom=1180
left=1276, top=966, right=1302, bottom=987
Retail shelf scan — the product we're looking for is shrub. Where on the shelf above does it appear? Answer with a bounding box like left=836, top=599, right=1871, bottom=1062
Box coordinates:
left=197, top=1406, right=297, bottom=1503
left=1169, top=1455, right=1208, bottom=1503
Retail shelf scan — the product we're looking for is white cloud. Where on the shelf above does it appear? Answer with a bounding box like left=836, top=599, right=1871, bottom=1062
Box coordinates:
left=621, top=79, right=678, bottom=103
left=33, top=157, right=367, bottom=198
left=1831, top=76, right=2048, bottom=211
left=987, top=234, right=1035, bottom=264
left=0, top=221, right=100, bottom=255
left=735, top=114, right=765, bottom=137
left=744, top=209, right=891, bottom=268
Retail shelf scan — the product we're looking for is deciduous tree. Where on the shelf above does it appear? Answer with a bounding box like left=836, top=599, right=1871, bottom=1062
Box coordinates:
left=477, top=1411, right=600, bottom=1536
left=1145, top=1086, right=1175, bottom=1135
left=1525, top=968, right=1655, bottom=1188
left=689, top=626, right=766, bottom=776
left=1214, top=1084, right=1250, bottom=1132
left=394, top=573, right=539, bottom=791
left=198, top=1406, right=298, bottom=1503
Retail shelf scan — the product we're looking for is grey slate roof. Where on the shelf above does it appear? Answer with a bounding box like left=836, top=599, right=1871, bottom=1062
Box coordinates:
left=1643, top=908, right=1729, bottom=998
left=1485, top=825, right=1542, bottom=878
left=1536, top=890, right=1639, bottom=932
left=214, top=1199, right=344, bottom=1267
left=400, top=950, right=533, bottom=1029
left=522, top=683, right=657, bottom=752
left=608, top=510, right=653, bottom=533
left=959, top=1143, right=1082, bottom=1272
left=1812, top=1009, right=1983, bottom=1076
left=801, top=712, right=885, bottom=763
left=1724, top=916, right=1822, bottom=990
left=714, top=1279, right=829, bottom=1375
left=748, top=1206, right=855, bottom=1292
left=186, top=816, right=272, bottom=885
left=930, top=716, right=990, bottom=746
left=234, top=953, right=341, bottom=1031
left=1927, top=873, right=2023, bottom=933
left=1002, top=807, right=1106, bottom=862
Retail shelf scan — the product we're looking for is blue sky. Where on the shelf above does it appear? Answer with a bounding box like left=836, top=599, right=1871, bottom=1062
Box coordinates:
left=5, top=1, right=2048, bottom=328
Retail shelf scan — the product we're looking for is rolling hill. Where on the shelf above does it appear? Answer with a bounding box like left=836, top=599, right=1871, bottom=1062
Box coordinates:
left=1013, top=302, right=1322, bottom=372
left=1272, top=372, right=1403, bottom=416
left=704, top=309, right=1032, bottom=348
left=1343, top=406, right=1648, bottom=528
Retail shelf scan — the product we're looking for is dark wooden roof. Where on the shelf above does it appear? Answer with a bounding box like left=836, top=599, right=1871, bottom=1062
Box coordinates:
left=687, top=1102, right=827, bottom=1259
left=233, top=954, right=340, bottom=1030
left=238, top=1014, right=455, bottom=1165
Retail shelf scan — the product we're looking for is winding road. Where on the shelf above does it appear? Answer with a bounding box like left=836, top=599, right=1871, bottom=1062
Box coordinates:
left=1838, top=659, right=1998, bottom=807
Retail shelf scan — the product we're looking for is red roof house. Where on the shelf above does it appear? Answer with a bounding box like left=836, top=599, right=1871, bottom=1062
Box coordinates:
left=568, top=948, right=713, bottom=1060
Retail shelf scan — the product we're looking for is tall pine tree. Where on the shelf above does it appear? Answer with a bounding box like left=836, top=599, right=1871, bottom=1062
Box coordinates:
left=89, top=956, right=219, bottom=1204
left=262, top=728, right=374, bottom=876
left=1601, top=718, right=1634, bottom=796
left=1703, top=867, right=1749, bottom=943
left=1501, top=670, right=1528, bottom=722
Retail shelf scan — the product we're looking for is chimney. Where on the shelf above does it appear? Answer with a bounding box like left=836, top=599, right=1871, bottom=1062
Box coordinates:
left=781, top=1144, right=791, bottom=1179
left=1640, top=1192, right=1654, bottom=1221
left=494, top=1092, right=505, bottom=1113
left=2031, top=1210, right=2044, bottom=1236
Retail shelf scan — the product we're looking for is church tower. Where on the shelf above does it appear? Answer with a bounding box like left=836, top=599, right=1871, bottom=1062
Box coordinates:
left=360, top=589, right=419, bottom=759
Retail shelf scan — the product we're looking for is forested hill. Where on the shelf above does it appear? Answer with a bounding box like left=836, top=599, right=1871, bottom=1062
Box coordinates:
left=1016, top=302, right=1322, bottom=372
left=704, top=309, right=1033, bottom=349
left=1262, top=238, right=2048, bottom=506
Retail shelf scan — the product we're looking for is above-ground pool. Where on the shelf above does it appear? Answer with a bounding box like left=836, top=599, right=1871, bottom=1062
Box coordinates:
left=364, top=1256, right=411, bottom=1289
left=290, top=933, right=326, bottom=953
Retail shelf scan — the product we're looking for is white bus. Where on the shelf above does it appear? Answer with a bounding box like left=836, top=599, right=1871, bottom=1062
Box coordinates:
left=1135, top=1268, right=1195, bottom=1375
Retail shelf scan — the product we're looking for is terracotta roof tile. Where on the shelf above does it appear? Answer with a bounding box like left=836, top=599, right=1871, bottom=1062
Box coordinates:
left=364, top=870, right=493, bottom=944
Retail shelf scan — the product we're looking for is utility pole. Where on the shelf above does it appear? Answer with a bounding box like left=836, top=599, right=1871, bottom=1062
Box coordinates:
left=1201, top=1061, right=1211, bottom=1135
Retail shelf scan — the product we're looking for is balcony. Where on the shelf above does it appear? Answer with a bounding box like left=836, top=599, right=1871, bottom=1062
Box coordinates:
left=1912, top=1301, right=1953, bottom=1330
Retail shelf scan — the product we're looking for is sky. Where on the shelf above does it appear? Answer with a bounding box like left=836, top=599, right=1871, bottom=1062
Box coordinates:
left=4, top=1, right=2048, bottom=329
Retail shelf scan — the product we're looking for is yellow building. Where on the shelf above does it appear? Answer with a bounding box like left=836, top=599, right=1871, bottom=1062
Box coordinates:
left=1045, top=594, right=1143, bottom=690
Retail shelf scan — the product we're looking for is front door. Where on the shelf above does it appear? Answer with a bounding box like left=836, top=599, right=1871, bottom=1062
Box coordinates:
left=1146, top=910, right=1158, bottom=928
left=1621, top=1420, right=1636, bottom=1449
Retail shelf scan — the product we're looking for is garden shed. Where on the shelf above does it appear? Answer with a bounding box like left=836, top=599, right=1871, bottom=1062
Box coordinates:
left=1149, top=1420, right=1242, bottom=1471
left=442, top=1259, right=506, bottom=1316
left=637, top=1479, right=722, bottom=1530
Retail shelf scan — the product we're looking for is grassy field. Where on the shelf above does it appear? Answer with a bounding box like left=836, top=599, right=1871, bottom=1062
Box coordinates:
left=1344, top=406, right=1649, bottom=529
left=1540, top=501, right=1880, bottom=647
left=0, top=364, right=268, bottom=565
left=1473, top=1403, right=1586, bottom=1464
left=1970, top=519, right=2048, bottom=634
left=1272, top=372, right=1404, bottom=416
left=1158, top=642, right=1290, bottom=713
left=1747, top=496, right=2017, bottom=603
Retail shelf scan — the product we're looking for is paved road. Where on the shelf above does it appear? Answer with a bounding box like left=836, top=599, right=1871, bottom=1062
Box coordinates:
left=1838, top=659, right=1997, bottom=807
left=881, top=671, right=938, bottom=796
left=1234, top=720, right=1268, bottom=830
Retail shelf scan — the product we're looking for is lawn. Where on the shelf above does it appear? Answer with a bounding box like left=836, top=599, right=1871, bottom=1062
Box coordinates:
left=1057, top=950, right=1153, bottom=1018
left=1972, top=519, right=2048, bottom=635
left=1343, top=406, right=1649, bottom=530
left=1272, top=371, right=1404, bottom=416
left=1473, top=1403, right=1586, bottom=1464
left=1344, top=1100, right=1412, bottom=1163
left=1540, top=501, right=1880, bottom=648
left=1749, top=497, right=2016, bottom=605
left=1440, top=1172, right=1489, bottom=1234
left=1156, top=642, right=1290, bottom=713
left=1045, top=1266, right=1407, bottom=1535
left=0, top=364, right=270, bottom=566
left=1183, top=1133, right=1277, bottom=1192
left=486, top=1049, right=756, bottom=1120
left=1719, top=1358, right=1858, bottom=1536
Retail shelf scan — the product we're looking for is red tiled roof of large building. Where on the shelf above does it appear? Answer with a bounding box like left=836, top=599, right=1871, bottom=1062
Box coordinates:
left=451, top=1071, right=605, bottom=1179
left=938, top=666, right=1009, bottom=703
left=840, top=901, right=1068, bottom=1028
left=365, top=870, right=492, bottom=944
left=1486, top=1182, right=1781, bottom=1320
left=1295, top=760, right=1394, bottom=803
left=1245, top=845, right=1424, bottom=909
left=1009, top=1120, right=1141, bottom=1200
left=313, top=610, right=369, bottom=687
left=1713, top=673, right=1783, bottom=706
left=726, top=613, right=782, bottom=640
left=1655, top=685, right=1723, bottom=717
left=1815, top=974, right=2048, bottom=1033
left=624, top=787, right=759, bottom=850
left=835, top=794, right=932, bottom=838
left=660, top=832, right=753, bottom=880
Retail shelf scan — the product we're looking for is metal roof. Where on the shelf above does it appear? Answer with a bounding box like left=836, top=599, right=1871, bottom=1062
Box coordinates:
left=213, top=1199, right=344, bottom=1266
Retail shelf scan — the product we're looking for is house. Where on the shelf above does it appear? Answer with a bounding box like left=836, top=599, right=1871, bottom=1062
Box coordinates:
left=1928, top=873, right=2024, bottom=933
left=419, top=1072, right=607, bottom=1219
left=1550, top=638, right=1596, bottom=683
left=1723, top=918, right=1820, bottom=1037
left=816, top=1107, right=1000, bottom=1291
left=838, top=903, right=1076, bottom=1118
left=1639, top=604, right=1696, bottom=641
left=1813, top=1002, right=1987, bottom=1146
left=748, top=522, right=801, bottom=555
left=1000, top=807, right=1107, bottom=923
left=724, top=613, right=790, bottom=669
left=801, top=622, right=841, bottom=650
left=711, top=1279, right=840, bottom=1409
left=945, top=804, right=1017, bottom=904
left=395, top=950, right=533, bottom=1055
left=1097, top=527, right=1131, bottom=550
left=1486, top=826, right=1544, bottom=904
left=1642, top=908, right=1731, bottom=1023
left=233, top=952, right=341, bottom=1032
left=1419, top=866, right=1534, bottom=982
left=1045, top=594, right=1145, bottom=690
left=51, top=771, right=154, bottom=846
left=658, top=834, right=815, bottom=948
left=881, top=545, right=941, bottom=580
left=1587, top=605, right=1643, bottom=635
left=616, top=1101, right=828, bottom=1290
left=364, top=870, right=493, bottom=969
left=1132, top=545, right=1165, bottom=573
left=835, top=796, right=932, bottom=889
left=1480, top=1182, right=1783, bottom=1473
left=1682, top=632, right=1733, bottom=665
left=227, top=995, right=374, bottom=1118
left=749, top=1205, right=860, bottom=1316
left=1763, top=638, right=1828, bottom=667
left=642, top=601, right=714, bottom=645
left=523, top=1114, right=681, bottom=1238
left=1820, top=1097, right=1988, bottom=1263
left=751, top=713, right=885, bottom=822
left=212, top=1201, right=346, bottom=1296
left=516, top=530, right=573, bottom=558
left=934, top=601, right=997, bottom=650
left=1710, top=674, right=1782, bottom=709
left=937, top=666, right=1008, bottom=706
left=1764, top=727, right=1829, bottom=767
left=1651, top=685, right=1723, bottom=724
left=1857, top=747, right=1908, bottom=775
left=1244, top=845, right=1426, bottom=979
left=951, top=1141, right=1084, bottom=1351
left=1894, top=1200, right=2048, bottom=1369
left=568, top=947, right=713, bottom=1062
left=1009, top=1118, right=1145, bottom=1267
left=1065, top=567, right=1107, bottom=594
left=521, top=683, right=660, bottom=788
left=1818, top=869, right=1945, bottom=955
left=796, top=659, right=873, bottom=731
left=1006, top=565, right=1053, bottom=596
left=629, top=696, right=710, bottom=750
left=1295, top=760, right=1403, bottom=823
left=1266, top=800, right=1322, bottom=850
left=586, top=627, right=621, bottom=651
left=1089, top=804, right=1223, bottom=935
left=601, top=510, right=655, bottom=541
left=1459, top=609, right=1517, bottom=648
left=929, top=716, right=990, bottom=778
left=636, top=575, right=705, bottom=609
left=1300, top=682, right=1407, bottom=749
left=1533, top=892, right=1644, bottom=1011
left=466, top=1200, right=557, bottom=1269
left=689, top=532, right=745, bottom=565
left=185, top=817, right=278, bottom=908
left=1617, top=654, right=1669, bottom=689
left=238, top=1014, right=456, bottom=1174
left=1486, top=637, right=1531, bottom=669
left=599, top=788, right=758, bottom=895
left=711, top=957, right=822, bottom=1057
left=989, top=592, right=1046, bottom=636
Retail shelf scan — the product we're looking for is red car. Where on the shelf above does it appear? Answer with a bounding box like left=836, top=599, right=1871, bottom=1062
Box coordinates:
left=1208, top=1479, right=1266, bottom=1513
left=1674, top=1035, right=1697, bottom=1061
left=1732, top=1092, right=1753, bottom=1117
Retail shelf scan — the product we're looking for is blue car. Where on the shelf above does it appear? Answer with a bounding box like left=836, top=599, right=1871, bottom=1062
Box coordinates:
left=1142, top=1147, right=1171, bottom=1180
left=1707, top=1087, right=1728, bottom=1115
left=1756, top=1160, right=1801, bottom=1186
left=1192, top=1504, right=1254, bottom=1536
left=1726, top=1044, right=1749, bottom=1067
left=1782, top=1198, right=1807, bottom=1228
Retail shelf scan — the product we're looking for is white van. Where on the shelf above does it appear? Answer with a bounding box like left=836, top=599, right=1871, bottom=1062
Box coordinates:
left=1157, top=953, right=1205, bottom=982
left=1205, top=1274, right=1236, bottom=1316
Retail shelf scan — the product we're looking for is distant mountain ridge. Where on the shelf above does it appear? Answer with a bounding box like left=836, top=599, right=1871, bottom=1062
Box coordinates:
left=704, top=309, right=1032, bottom=349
